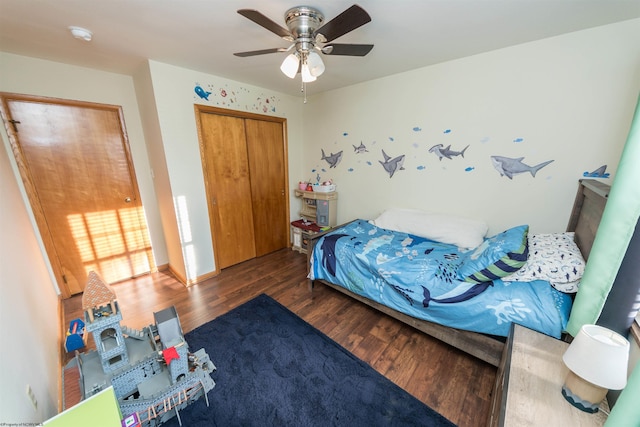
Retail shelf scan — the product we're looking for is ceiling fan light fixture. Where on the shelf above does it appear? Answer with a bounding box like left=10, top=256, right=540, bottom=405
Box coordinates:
left=235, top=4, right=373, bottom=95
left=307, top=51, right=325, bottom=77
left=280, top=53, right=299, bottom=78
left=301, top=63, right=316, bottom=83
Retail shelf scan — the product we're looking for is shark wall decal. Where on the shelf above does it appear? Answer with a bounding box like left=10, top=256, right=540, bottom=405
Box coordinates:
left=490, top=156, right=554, bottom=179
left=353, top=142, right=368, bottom=154
left=583, top=165, right=610, bottom=178
left=428, top=144, right=470, bottom=161
left=379, top=149, right=405, bottom=178
left=321, top=149, right=343, bottom=168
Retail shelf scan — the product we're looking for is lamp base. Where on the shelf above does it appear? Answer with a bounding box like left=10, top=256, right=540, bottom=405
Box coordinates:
left=561, top=371, right=607, bottom=413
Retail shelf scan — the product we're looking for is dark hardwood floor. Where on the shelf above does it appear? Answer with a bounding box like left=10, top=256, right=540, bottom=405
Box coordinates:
left=62, top=248, right=496, bottom=427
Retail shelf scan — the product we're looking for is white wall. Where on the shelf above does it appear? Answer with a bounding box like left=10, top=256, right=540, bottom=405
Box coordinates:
left=132, top=63, right=185, bottom=276
left=302, top=19, right=640, bottom=235
left=145, top=60, right=304, bottom=281
left=0, top=126, right=59, bottom=423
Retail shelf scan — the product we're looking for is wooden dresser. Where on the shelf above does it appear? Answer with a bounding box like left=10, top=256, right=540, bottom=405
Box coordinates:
left=488, top=323, right=609, bottom=426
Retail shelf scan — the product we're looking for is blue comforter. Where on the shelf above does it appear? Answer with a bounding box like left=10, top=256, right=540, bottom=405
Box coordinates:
left=309, top=220, right=572, bottom=338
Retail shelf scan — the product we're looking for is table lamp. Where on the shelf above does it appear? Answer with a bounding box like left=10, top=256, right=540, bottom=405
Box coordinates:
left=562, top=324, right=630, bottom=413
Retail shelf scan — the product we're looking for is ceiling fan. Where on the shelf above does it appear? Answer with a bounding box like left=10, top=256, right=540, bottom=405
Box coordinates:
left=234, top=4, right=373, bottom=84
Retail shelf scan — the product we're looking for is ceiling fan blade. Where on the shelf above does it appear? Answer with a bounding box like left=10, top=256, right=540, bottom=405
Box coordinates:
left=322, top=44, right=374, bottom=56
left=234, top=48, right=289, bottom=57
left=313, top=5, right=371, bottom=43
left=237, top=9, right=293, bottom=41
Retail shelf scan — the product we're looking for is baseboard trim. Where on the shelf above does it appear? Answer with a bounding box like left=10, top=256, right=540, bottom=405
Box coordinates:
left=167, top=264, right=218, bottom=287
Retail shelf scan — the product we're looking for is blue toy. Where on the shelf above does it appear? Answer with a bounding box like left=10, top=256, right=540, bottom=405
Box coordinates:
left=64, top=318, right=85, bottom=352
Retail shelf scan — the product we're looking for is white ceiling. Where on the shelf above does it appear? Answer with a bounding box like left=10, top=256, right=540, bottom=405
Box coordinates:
left=1, top=0, right=639, bottom=97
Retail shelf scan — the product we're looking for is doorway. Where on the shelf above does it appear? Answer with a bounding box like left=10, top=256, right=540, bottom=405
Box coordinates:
left=0, top=93, right=155, bottom=298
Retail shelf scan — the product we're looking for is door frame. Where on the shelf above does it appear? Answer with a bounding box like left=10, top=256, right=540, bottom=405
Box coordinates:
left=194, top=105, right=290, bottom=273
left=0, top=92, right=153, bottom=298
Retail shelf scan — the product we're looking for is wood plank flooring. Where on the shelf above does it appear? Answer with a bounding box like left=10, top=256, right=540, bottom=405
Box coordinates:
left=62, top=248, right=496, bottom=426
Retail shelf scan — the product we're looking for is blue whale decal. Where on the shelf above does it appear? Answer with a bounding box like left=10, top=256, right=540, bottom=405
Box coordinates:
left=320, top=234, right=349, bottom=277
left=421, top=282, right=493, bottom=307
left=194, top=85, right=212, bottom=100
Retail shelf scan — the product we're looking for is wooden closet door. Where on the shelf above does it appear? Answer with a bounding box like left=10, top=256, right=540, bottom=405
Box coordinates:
left=199, top=112, right=257, bottom=269
left=245, top=119, right=288, bottom=256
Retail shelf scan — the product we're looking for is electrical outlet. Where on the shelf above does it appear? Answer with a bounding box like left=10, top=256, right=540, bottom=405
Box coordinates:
left=26, top=384, right=37, bottom=411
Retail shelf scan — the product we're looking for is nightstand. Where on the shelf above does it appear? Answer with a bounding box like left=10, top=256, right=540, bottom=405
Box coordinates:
left=488, top=323, right=609, bottom=426
left=291, top=220, right=327, bottom=254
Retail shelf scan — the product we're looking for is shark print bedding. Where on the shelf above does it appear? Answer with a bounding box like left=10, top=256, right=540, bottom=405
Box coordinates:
left=309, top=220, right=572, bottom=338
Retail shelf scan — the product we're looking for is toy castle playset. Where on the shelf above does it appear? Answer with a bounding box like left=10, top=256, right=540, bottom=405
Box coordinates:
left=64, top=271, right=216, bottom=426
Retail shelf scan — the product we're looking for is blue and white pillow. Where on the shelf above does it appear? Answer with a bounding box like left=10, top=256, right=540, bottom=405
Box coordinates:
left=503, top=232, right=585, bottom=293
left=457, top=225, right=529, bottom=284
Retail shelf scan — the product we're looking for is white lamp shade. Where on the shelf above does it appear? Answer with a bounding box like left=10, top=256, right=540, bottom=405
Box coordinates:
left=280, top=54, right=299, bottom=79
left=301, top=63, right=316, bottom=83
left=562, top=324, right=629, bottom=390
left=307, top=51, right=325, bottom=77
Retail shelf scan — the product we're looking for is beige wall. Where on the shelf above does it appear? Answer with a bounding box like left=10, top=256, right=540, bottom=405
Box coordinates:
left=301, top=19, right=640, bottom=235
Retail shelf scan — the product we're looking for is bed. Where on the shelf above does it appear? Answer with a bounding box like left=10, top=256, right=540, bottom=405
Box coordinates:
left=307, top=179, right=610, bottom=367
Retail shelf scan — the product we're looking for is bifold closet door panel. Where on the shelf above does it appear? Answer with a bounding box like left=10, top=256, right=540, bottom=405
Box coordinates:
left=245, top=119, right=288, bottom=256
left=199, top=112, right=256, bottom=269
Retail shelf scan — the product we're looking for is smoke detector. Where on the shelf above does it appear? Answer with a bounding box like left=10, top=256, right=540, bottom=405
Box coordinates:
left=68, top=26, right=93, bottom=41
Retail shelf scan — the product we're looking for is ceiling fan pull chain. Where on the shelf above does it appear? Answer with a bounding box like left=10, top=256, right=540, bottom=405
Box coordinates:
left=302, top=80, right=307, bottom=104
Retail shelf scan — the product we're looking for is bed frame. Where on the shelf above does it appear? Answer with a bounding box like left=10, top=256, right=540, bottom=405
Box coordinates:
left=307, top=179, right=610, bottom=367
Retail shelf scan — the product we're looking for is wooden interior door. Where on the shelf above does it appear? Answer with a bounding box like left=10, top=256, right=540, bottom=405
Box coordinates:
left=196, top=106, right=289, bottom=271
left=0, top=93, right=154, bottom=297
left=245, top=119, right=288, bottom=256
left=199, top=112, right=257, bottom=269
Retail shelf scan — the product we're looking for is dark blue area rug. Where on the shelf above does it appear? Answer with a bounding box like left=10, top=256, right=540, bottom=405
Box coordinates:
left=164, top=294, right=455, bottom=426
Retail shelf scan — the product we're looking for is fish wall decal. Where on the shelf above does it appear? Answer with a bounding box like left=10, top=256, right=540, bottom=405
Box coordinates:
left=491, top=156, right=554, bottom=179
left=194, top=85, right=211, bottom=100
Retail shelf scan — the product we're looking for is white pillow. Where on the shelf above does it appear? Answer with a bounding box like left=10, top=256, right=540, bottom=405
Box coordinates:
left=371, top=208, right=488, bottom=249
left=503, top=232, right=586, bottom=293
left=551, top=280, right=581, bottom=294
